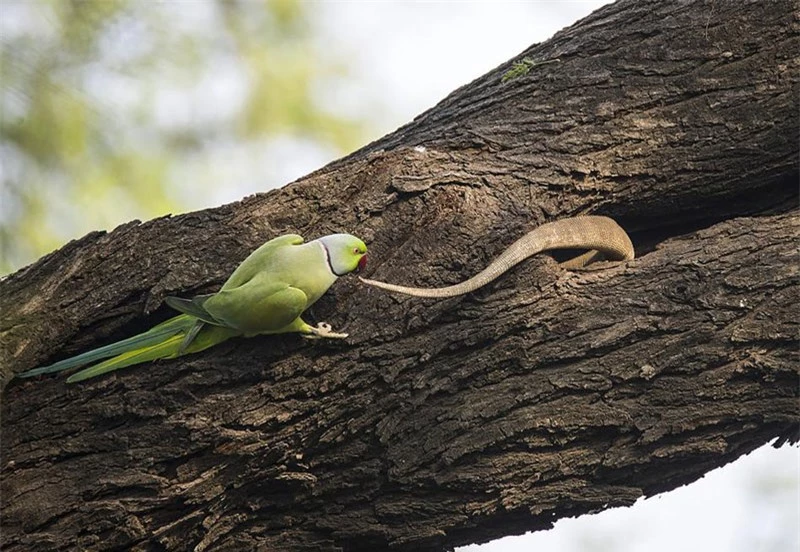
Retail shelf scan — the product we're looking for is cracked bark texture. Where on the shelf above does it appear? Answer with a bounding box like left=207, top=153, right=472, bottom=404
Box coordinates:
left=1, top=0, right=798, bottom=550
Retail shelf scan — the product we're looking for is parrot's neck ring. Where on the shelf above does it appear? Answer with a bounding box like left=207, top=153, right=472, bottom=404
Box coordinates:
left=319, top=241, right=344, bottom=277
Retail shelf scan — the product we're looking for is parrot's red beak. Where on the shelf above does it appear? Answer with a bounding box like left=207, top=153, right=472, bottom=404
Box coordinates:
left=357, top=255, right=367, bottom=272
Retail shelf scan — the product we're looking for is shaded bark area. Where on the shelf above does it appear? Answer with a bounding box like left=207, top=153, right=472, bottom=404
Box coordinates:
left=1, top=1, right=798, bottom=551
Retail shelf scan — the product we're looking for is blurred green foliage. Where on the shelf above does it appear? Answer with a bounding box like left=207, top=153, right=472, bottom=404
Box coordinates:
left=0, top=0, right=366, bottom=275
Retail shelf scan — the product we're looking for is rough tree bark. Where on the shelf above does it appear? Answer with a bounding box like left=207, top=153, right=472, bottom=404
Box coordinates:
left=1, top=0, right=797, bottom=550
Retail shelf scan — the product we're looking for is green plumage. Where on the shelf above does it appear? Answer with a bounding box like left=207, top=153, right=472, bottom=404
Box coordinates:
left=18, top=233, right=367, bottom=383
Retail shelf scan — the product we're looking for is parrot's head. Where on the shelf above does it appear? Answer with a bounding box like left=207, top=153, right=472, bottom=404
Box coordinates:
left=318, top=233, right=368, bottom=276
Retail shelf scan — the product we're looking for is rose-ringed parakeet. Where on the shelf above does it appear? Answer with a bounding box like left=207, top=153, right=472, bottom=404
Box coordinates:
left=19, top=233, right=367, bottom=383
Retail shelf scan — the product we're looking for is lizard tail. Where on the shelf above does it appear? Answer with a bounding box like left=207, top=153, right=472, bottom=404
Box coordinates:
left=359, top=215, right=634, bottom=298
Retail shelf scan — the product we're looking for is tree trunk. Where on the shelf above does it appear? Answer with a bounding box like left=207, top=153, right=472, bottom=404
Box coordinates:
left=1, top=0, right=797, bottom=550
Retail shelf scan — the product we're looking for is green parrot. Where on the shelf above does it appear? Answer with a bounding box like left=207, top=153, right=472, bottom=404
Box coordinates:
left=18, top=233, right=367, bottom=383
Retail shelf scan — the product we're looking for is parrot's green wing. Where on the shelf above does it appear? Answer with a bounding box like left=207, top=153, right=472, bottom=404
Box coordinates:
left=221, top=234, right=304, bottom=291
left=167, top=279, right=309, bottom=336
left=167, top=233, right=311, bottom=335
left=166, top=233, right=307, bottom=335
left=203, top=274, right=310, bottom=334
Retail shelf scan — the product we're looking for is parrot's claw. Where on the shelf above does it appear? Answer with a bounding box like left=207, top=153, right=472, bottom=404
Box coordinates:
left=303, top=322, right=349, bottom=340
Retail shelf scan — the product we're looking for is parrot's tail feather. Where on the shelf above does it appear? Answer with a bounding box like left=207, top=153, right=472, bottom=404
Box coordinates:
left=18, top=315, right=196, bottom=378
left=165, top=295, right=220, bottom=326
left=66, top=335, right=185, bottom=383
left=179, top=320, right=205, bottom=353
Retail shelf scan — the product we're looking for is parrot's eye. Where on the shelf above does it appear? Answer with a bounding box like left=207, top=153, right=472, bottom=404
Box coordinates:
left=353, top=247, right=360, bottom=254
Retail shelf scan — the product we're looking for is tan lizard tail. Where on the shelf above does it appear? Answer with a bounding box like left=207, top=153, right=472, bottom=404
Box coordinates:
left=359, top=215, right=634, bottom=298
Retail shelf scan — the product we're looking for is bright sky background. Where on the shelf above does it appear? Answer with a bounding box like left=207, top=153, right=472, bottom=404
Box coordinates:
left=203, top=1, right=616, bottom=208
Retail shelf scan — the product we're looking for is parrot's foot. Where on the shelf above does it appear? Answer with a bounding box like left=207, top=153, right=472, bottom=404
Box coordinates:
left=303, top=322, right=348, bottom=340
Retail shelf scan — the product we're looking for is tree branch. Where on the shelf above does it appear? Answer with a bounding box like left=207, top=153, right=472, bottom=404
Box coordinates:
left=2, top=0, right=797, bottom=550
